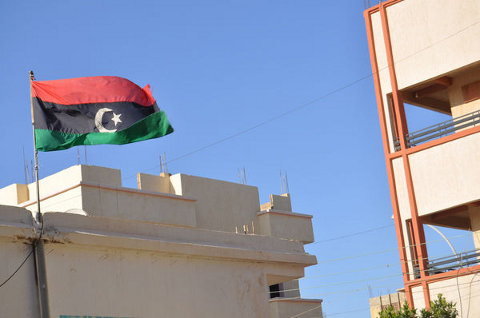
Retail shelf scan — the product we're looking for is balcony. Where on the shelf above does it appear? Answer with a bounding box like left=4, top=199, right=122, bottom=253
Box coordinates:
left=394, top=109, right=480, bottom=151
left=412, top=249, right=480, bottom=278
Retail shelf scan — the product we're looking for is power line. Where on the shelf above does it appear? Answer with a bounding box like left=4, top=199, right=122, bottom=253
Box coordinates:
left=312, top=223, right=393, bottom=244
left=122, top=18, right=480, bottom=177
left=0, top=248, right=33, bottom=289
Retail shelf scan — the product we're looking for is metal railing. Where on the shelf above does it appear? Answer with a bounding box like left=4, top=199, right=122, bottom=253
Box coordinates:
left=411, top=249, right=480, bottom=278
left=394, top=110, right=480, bottom=151
left=427, top=249, right=480, bottom=275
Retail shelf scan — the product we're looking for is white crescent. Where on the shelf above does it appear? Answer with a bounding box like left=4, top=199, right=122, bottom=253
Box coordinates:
left=94, top=108, right=117, bottom=133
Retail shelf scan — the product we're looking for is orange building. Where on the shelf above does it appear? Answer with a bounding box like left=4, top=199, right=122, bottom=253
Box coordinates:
left=364, top=0, right=480, bottom=315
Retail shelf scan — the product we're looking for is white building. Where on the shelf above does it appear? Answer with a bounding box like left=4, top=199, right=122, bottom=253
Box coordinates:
left=0, top=165, right=322, bottom=318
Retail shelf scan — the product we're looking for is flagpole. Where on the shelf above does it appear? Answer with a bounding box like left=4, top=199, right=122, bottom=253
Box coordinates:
left=29, top=70, right=51, bottom=318
left=29, top=70, right=41, bottom=223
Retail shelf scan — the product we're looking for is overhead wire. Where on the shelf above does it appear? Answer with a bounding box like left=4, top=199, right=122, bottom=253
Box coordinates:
left=119, top=18, right=480, bottom=180
left=0, top=248, right=34, bottom=289
left=311, top=223, right=394, bottom=244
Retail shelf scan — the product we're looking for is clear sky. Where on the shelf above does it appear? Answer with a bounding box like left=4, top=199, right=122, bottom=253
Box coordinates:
left=0, top=1, right=474, bottom=317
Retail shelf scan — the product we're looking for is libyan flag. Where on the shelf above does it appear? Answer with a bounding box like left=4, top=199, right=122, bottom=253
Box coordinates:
left=32, top=76, right=173, bottom=152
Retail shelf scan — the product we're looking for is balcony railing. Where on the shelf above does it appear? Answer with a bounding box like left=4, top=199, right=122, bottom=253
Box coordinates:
left=394, top=110, right=480, bottom=151
left=411, top=249, right=480, bottom=278
left=416, top=249, right=480, bottom=277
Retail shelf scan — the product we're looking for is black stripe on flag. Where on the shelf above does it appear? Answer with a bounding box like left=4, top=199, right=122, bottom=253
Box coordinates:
left=33, top=98, right=156, bottom=134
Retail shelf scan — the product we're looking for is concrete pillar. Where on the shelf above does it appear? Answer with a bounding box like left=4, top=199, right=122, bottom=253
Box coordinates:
left=469, top=206, right=480, bottom=250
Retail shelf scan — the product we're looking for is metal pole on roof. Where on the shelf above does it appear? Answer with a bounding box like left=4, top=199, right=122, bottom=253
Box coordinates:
left=30, top=71, right=51, bottom=318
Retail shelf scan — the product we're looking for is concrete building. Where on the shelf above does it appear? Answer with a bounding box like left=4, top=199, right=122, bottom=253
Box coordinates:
left=0, top=165, right=322, bottom=318
left=364, top=0, right=480, bottom=316
left=369, top=291, right=406, bottom=318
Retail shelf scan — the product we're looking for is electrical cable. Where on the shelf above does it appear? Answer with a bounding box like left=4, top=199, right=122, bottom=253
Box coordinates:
left=311, top=223, right=394, bottom=244
left=289, top=303, right=324, bottom=318
left=0, top=248, right=34, bottom=289
left=466, top=273, right=479, bottom=318
left=118, top=18, right=480, bottom=180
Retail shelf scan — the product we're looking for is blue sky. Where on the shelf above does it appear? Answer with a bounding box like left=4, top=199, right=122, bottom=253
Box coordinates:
left=0, top=1, right=473, bottom=317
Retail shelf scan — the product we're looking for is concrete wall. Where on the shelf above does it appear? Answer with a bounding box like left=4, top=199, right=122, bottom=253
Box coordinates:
left=0, top=203, right=318, bottom=317
left=369, top=0, right=480, bottom=149
left=369, top=0, right=480, bottom=96
left=80, top=185, right=197, bottom=227
left=449, top=64, right=480, bottom=118
left=369, top=292, right=406, bottom=318
left=386, top=0, right=480, bottom=91
left=0, top=240, right=39, bottom=318
left=170, top=173, right=260, bottom=233
left=371, top=10, right=396, bottom=151
left=0, top=166, right=320, bottom=317
left=409, top=132, right=480, bottom=217
left=0, top=205, right=38, bottom=318
left=412, top=275, right=480, bottom=317
left=45, top=244, right=270, bottom=318
left=269, top=299, right=323, bottom=318
left=0, top=166, right=315, bottom=242
left=391, top=132, right=480, bottom=218
left=257, top=210, right=314, bottom=244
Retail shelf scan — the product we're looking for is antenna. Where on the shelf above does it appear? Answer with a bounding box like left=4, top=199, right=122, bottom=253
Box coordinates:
left=84, top=146, right=88, bottom=165
left=280, top=170, right=290, bottom=194
left=160, top=152, right=168, bottom=175
left=238, top=167, right=247, bottom=184
left=22, top=147, right=28, bottom=184
left=30, top=159, right=34, bottom=183
left=77, top=147, right=80, bottom=164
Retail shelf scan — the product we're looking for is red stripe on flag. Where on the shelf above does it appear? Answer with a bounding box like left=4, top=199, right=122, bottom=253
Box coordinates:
left=31, top=76, right=156, bottom=106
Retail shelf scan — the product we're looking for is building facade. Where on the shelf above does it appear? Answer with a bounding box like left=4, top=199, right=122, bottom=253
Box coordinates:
left=0, top=165, right=322, bottom=318
left=364, top=0, right=480, bottom=315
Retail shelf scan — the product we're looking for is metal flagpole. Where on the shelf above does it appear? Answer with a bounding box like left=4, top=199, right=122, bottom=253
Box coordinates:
left=29, top=70, right=51, bottom=318
left=29, top=71, right=41, bottom=223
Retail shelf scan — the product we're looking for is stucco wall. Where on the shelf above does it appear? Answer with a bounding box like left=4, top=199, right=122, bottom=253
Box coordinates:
left=412, top=275, right=480, bottom=317
left=257, top=210, right=314, bottom=244
left=171, top=174, right=260, bottom=233
left=386, top=0, right=480, bottom=91
left=0, top=239, right=38, bottom=318
left=408, top=132, right=480, bottom=216
left=45, top=243, right=270, bottom=318
left=269, top=299, right=322, bottom=318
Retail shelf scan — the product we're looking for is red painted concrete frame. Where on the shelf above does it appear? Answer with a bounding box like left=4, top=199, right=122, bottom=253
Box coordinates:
left=363, top=4, right=413, bottom=306
left=366, top=0, right=480, bottom=309
left=377, top=3, right=431, bottom=308
left=364, top=0, right=432, bottom=308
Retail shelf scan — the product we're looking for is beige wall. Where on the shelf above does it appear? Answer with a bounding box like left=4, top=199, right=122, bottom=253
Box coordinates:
left=0, top=205, right=38, bottom=318
left=269, top=299, right=322, bottom=318
left=257, top=211, right=314, bottom=244
left=369, top=0, right=480, bottom=149
left=371, top=10, right=397, bottom=152
left=0, top=166, right=315, bottom=242
left=408, top=132, right=480, bottom=216
left=170, top=173, right=260, bottom=233
left=0, top=240, right=38, bottom=318
left=0, top=203, right=318, bottom=318
left=80, top=185, right=197, bottom=227
left=412, top=275, right=480, bottom=317
left=369, top=292, right=406, bottom=318
left=45, top=244, right=270, bottom=318
left=386, top=0, right=480, bottom=91
left=449, top=65, right=480, bottom=118
left=391, top=132, right=480, bottom=218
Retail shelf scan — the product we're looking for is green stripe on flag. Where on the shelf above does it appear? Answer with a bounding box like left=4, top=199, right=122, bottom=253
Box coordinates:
left=35, top=111, right=173, bottom=152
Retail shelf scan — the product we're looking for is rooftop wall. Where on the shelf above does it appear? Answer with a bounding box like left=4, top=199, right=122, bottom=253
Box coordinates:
left=374, top=0, right=480, bottom=92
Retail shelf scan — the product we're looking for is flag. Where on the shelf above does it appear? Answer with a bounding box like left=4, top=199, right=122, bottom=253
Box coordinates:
left=31, top=76, right=173, bottom=152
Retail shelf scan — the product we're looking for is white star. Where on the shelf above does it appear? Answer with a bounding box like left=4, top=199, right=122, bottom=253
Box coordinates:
left=111, top=112, right=122, bottom=127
